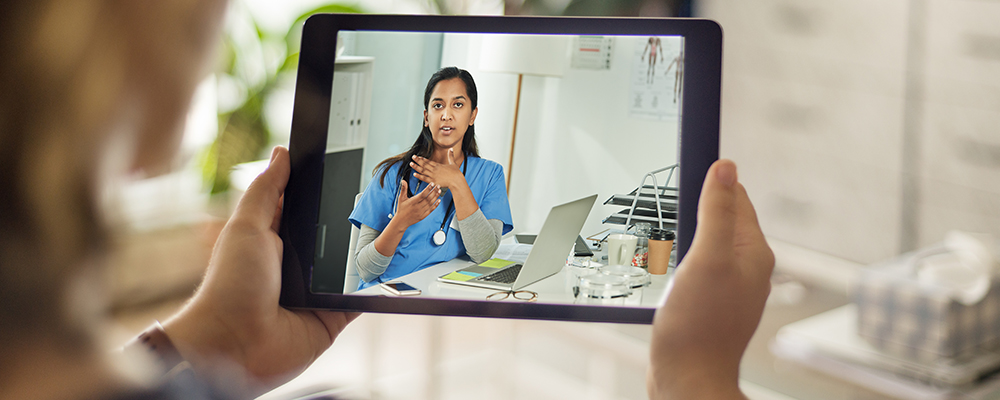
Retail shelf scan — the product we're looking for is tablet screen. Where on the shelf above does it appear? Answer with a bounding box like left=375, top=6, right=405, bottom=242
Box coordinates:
left=280, top=15, right=720, bottom=323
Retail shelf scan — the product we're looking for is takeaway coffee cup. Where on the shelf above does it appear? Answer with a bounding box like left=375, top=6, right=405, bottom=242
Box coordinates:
left=606, top=234, right=638, bottom=266
left=647, top=228, right=675, bottom=275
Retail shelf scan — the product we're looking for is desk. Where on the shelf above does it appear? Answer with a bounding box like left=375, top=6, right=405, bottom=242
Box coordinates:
left=353, top=257, right=670, bottom=307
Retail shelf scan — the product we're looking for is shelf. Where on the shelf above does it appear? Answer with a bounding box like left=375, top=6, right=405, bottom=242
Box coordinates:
left=603, top=164, right=679, bottom=229
left=603, top=209, right=677, bottom=227
left=604, top=192, right=678, bottom=211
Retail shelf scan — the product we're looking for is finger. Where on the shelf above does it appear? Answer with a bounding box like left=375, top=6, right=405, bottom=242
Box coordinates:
left=413, top=155, right=439, bottom=168
left=409, top=161, right=424, bottom=175
left=421, top=199, right=442, bottom=218
left=416, top=186, right=440, bottom=209
left=304, top=310, right=362, bottom=346
left=398, top=179, right=409, bottom=201
left=447, top=148, right=454, bottom=165
left=732, top=183, right=775, bottom=278
left=688, top=159, right=739, bottom=268
left=232, top=146, right=290, bottom=231
left=411, top=155, right=426, bottom=167
left=413, top=172, right=433, bottom=184
left=270, top=195, right=284, bottom=232
left=312, top=310, right=361, bottom=333
left=416, top=182, right=438, bottom=198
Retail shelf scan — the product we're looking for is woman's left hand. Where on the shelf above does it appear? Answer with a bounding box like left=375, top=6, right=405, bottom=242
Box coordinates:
left=411, top=149, right=467, bottom=190
left=162, top=147, right=359, bottom=396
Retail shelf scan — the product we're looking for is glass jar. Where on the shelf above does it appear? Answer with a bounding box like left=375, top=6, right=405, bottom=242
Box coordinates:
left=600, top=264, right=651, bottom=306
left=631, top=222, right=651, bottom=268
left=575, top=274, right=630, bottom=306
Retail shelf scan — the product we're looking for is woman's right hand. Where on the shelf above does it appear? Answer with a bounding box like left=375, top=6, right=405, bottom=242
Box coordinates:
left=393, top=179, right=441, bottom=228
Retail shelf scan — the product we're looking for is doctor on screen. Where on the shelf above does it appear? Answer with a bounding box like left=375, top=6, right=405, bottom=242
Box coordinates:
left=349, top=67, right=514, bottom=290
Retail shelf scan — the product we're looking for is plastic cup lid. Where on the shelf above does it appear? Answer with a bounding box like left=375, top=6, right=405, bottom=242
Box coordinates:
left=600, top=265, right=651, bottom=288
left=649, top=228, right=675, bottom=241
left=578, top=274, right=631, bottom=298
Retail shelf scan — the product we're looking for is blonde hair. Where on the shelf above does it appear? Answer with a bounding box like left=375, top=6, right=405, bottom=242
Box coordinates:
left=0, top=0, right=224, bottom=351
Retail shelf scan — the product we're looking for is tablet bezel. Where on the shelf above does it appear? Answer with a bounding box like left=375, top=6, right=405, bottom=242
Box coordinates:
left=279, top=14, right=721, bottom=324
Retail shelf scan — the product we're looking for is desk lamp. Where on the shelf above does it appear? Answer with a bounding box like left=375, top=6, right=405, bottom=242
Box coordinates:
left=479, top=34, right=569, bottom=193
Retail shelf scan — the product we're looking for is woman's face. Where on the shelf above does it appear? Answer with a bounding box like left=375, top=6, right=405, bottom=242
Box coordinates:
left=424, top=77, right=478, bottom=151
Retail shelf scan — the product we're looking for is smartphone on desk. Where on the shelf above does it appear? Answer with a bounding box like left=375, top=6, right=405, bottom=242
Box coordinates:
left=380, top=282, right=421, bottom=296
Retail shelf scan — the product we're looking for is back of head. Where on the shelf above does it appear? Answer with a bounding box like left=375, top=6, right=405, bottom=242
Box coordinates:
left=0, top=0, right=225, bottom=370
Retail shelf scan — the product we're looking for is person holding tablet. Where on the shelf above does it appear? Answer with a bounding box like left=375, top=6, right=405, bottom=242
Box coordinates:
left=348, top=67, right=514, bottom=290
left=1, top=2, right=773, bottom=398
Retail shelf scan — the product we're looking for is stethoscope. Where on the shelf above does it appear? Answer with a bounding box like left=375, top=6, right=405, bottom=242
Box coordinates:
left=388, top=158, right=468, bottom=246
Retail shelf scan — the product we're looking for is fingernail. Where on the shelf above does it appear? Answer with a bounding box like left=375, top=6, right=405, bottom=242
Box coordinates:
left=716, top=160, right=737, bottom=187
left=270, top=147, right=279, bottom=163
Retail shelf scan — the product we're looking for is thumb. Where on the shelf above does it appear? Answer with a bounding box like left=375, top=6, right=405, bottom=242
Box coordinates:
left=447, top=148, right=455, bottom=165
left=688, top=159, right=739, bottom=267
left=232, top=146, right=289, bottom=231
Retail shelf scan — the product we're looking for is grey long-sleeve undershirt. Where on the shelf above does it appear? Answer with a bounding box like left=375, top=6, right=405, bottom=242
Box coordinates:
left=354, top=208, right=503, bottom=283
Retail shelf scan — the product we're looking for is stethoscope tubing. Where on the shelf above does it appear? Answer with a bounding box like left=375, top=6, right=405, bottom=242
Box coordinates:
left=387, top=157, right=467, bottom=246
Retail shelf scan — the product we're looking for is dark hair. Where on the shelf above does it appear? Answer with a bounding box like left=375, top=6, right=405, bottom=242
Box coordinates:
left=374, top=67, right=480, bottom=193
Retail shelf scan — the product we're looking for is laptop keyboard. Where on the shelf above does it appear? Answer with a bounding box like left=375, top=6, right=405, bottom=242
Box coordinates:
left=479, top=264, right=523, bottom=284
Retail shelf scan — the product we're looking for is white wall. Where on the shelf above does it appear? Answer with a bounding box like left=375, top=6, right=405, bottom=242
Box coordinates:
left=439, top=33, right=519, bottom=184
left=441, top=34, right=681, bottom=238
left=342, top=31, right=444, bottom=189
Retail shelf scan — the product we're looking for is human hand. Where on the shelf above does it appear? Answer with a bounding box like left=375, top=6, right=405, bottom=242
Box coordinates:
left=647, top=159, right=774, bottom=400
left=393, top=178, right=441, bottom=228
left=411, top=149, right=467, bottom=190
left=162, top=147, right=360, bottom=396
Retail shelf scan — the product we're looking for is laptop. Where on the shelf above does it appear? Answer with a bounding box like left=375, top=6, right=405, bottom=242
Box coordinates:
left=437, top=194, right=598, bottom=291
left=515, top=234, right=594, bottom=257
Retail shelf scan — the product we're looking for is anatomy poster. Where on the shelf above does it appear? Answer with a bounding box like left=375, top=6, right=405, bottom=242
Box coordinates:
left=630, top=36, right=683, bottom=121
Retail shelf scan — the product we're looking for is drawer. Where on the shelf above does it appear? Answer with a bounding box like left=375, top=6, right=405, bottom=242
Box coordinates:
left=700, top=0, right=908, bottom=69
left=922, top=75, right=1000, bottom=112
left=722, top=75, right=905, bottom=169
left=919, top=102, right=1000, bottom=191
left=925, top=0, right=1000, bottom=87
left=724, top=44, right=906, bottom=97
left=743, top=148, right=903, bottom=264
left=917, top=178, right=1000, bottom=248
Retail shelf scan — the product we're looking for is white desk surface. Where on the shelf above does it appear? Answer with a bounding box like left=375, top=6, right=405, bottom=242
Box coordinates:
left=352, top=255, right=671, bottom=307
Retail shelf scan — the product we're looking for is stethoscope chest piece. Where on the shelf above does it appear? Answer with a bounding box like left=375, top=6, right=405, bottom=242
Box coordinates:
left=433, top=229, right=447, bottom=246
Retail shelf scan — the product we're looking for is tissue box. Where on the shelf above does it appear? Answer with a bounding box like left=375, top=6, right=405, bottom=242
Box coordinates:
left=853, top=251, right=1000, bottom=362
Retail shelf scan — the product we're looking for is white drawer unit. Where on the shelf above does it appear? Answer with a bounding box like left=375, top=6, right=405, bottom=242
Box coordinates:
left=701, top=0, right=910, bottom=263
left=915, top=0, right=1000, bottom=247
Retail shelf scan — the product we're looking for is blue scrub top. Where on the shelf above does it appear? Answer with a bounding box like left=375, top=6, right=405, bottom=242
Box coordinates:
left=348, top=155, right=513, bottom=290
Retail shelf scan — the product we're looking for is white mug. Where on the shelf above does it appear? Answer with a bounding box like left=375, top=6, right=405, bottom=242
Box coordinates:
left=606, top=234, right=638, bottom=266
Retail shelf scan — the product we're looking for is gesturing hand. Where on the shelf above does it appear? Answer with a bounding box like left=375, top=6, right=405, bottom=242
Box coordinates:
left=162, top=147, right=360, bottom=396
left=647, top=159, right=774, bottom=400
left=411, top=148, right=467, bottom=190
left=393, top=178, right=441, bottom=228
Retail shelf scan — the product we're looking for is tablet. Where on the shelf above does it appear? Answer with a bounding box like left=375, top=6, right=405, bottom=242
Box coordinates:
left=279, top=14, right=721, bottom=324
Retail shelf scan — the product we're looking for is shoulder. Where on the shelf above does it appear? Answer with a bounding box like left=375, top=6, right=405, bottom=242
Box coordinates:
left=373, top=160, right=404, bottom=188
left=379, top=158, right=403, bottom=174
left=467, top=156, right=507, bottom=192
left=468, top=156, right=503, bottom=174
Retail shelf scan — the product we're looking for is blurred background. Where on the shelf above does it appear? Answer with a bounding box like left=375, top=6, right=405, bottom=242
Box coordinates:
left=109, top=1, right=1000, bottom=399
